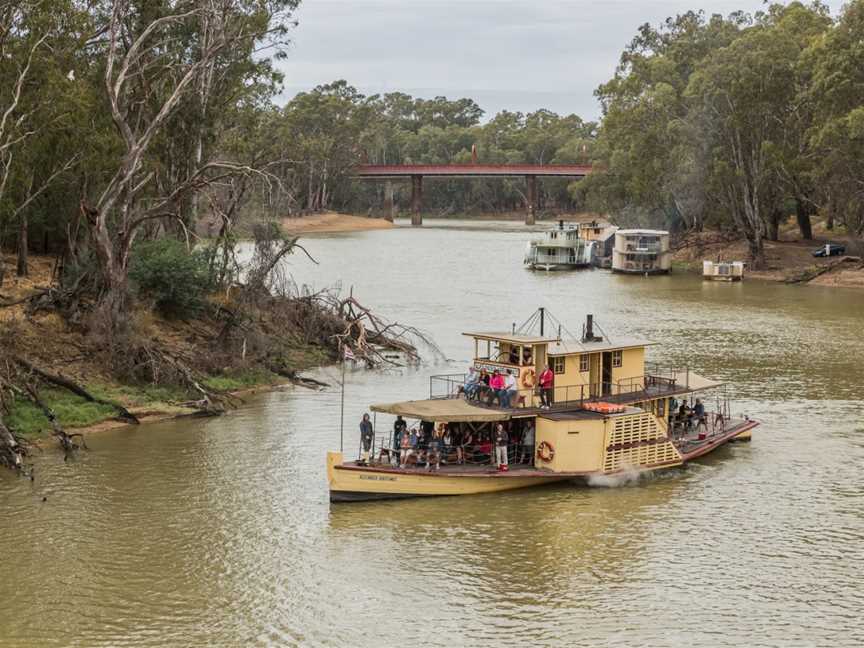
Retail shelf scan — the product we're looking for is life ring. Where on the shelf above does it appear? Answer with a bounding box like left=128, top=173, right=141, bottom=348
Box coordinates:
left=537, top=441, right=555, bottom=463
left=521, top=368, right=536, bottom=388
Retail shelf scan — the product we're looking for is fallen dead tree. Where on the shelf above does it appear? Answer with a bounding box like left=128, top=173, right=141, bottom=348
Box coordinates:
left=0, top=354, right=96, bottom=466
left=329, top=292, right=441, bottom=367
left=0, top=411, right=29, bottom=473
left=784, top=256, right=864, bottom=284
left=12, top=355, right=139, bottom=424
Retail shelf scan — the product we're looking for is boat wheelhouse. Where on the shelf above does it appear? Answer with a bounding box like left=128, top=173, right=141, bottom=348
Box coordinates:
left=327, top=310, right=757, bottom=502
left=524, top=221, right=595, bottom=270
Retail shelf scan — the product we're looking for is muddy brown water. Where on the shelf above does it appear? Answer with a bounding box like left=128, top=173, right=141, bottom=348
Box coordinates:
left=2, top=220, right=864, bottom=647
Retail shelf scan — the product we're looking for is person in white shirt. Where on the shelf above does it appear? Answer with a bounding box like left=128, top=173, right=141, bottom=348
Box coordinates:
left=502, top=372, right=518, bottom=408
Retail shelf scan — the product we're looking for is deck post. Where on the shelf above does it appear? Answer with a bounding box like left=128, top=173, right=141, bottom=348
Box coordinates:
left=411, top=174, right=423, bottom=226
left=384, top=179, right=395, bottom=222
left=526, top=175, right=537, bottom=225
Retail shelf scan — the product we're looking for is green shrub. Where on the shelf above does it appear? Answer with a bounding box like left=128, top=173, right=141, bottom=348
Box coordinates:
left=129, top=239, right=211, bottom=317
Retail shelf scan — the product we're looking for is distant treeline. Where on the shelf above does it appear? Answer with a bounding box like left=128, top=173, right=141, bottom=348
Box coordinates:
left=1, top=0, right=863, bottom=281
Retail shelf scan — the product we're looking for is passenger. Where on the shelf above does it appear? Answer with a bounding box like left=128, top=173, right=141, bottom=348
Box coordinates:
left=420, top=420, right=434, bottom=448
left=359, top=413, right=374, bottom=465
left=477, top=369, right=491, bottom=401
left=461, top=429, right=475, bottom=463
left=393, top=415, right=407, bottom=455
left=694, top=399, right=706, bottom=430
left=442, top=425, right=453, bottom=463
left=476, top=432, right=492, bottom=461
left=502, top=371, right=518, bottom=408
left=494, top=423, right=509, bottom=469
left=488, top=370, right=505, bottom=406
left=509, top=347, right=520, bottom=364
left=519, top=420, right=535, bottom=464
left=450, top=423, right=464, bottom=464
left=522, top=349, right=533, bottom=366
left=539, top=364, right=555, bottom=409
left=427, top=426, right=443, bottom=471
left=462, top=368, right=480, bottom=400
left=399, top=427, right=417, bottom=468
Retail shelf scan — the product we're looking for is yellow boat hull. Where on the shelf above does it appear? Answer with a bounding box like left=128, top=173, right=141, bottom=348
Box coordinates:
left=327, top=452, right=568, bottom=502
left=732, top=427, right=753, bottom=441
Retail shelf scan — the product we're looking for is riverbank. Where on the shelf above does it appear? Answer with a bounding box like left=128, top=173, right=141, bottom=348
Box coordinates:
left=0, top=252, right=332, bottom=444
left=281, top=211, right=394, bottom=234
left=672, top=228, right=864, bottom=288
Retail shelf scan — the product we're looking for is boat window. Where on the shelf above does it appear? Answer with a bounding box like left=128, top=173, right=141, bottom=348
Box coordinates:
left=657, top=398, right=666, bottom=417
left=612, top=350, right=622, bottom=368
left=552, top=356, right=566, bottom=374
left=579, top=354, right=589, bottom=372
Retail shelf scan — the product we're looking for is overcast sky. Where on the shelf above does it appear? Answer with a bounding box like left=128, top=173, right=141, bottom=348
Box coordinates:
left=274, top=0, right=844, bottom=121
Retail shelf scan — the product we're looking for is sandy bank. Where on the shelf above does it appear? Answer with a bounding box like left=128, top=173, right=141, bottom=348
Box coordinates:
left=672, top=231, right=864, bottom=289
left=282, top=212, right=394, bottom=234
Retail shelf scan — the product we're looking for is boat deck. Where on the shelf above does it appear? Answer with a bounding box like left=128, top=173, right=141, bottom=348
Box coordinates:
left=338, top=460, right=566, bottom=478
left=338, top=418, right=757, bottom=479
left=465, top=382, right=692, bottom=418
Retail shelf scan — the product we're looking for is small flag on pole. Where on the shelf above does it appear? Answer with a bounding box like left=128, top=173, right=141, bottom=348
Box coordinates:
left=343, top=345, right=356, bottom=361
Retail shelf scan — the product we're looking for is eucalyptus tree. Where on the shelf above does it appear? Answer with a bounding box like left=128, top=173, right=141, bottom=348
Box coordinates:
left=806, top=0, right=864, bottom=240
left=584, top=11, right=748, bottom=231
left=0, top=1, right=85, bottom=283
left=684, top=3, right=831, bottom=263
left=80, top=0, right=298, bottom=332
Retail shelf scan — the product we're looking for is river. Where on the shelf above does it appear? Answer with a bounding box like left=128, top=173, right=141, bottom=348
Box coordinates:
left=2, top=219, right=863, bottom=647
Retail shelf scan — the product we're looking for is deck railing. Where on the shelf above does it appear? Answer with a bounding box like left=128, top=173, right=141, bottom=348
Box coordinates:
left=430, top=367, right=687, bottom=411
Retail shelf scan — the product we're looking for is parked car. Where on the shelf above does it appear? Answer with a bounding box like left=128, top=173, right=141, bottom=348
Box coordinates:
left=812, top=243, right=846, bottom=258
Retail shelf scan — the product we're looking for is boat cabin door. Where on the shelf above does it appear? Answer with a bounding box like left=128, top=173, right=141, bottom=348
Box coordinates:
left=601, top=352, right=613, bottom=396
left=533, top=344, right=546, bottom=375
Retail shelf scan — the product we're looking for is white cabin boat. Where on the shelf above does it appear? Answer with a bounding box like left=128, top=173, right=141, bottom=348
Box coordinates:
left=703, top=260, right=745, bottom=281
left=524, top=221, right=595, bottom=270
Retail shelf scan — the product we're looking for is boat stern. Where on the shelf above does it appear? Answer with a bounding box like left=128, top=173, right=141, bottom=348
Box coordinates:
left=327, top=451, right=344, bottom=488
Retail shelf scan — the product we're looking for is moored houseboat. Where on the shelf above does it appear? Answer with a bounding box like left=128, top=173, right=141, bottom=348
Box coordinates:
left=524, top=221, right=595, bottom=270
left=327, top=311, right=757, bottom=502
left=612, top=229, right=672, bottom=274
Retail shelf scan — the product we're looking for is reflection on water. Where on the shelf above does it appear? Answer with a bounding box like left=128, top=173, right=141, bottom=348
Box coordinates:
left=2, top=220, right=864, bottom=647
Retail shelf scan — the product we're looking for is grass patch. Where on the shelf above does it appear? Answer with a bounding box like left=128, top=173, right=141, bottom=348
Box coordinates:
left=6, top=389, right=119, bottom=438
left=672, top=259, right=698, bottom=272
left=89, top=382, right=193, bottom=407
left=203, top=368, right=282, bottom=392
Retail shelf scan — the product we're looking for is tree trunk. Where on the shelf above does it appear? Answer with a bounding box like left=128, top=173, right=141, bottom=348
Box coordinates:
left=766, top=209, right=781, bottom=241
left=748, top=230, right=765, bottom=269
left=16, top=212, right=28, bottom=276
left=826, top=197, right=835, bottom=231
left=102, top=270, right=129, bottom=333
left=795, top=198, right=813, bottom=241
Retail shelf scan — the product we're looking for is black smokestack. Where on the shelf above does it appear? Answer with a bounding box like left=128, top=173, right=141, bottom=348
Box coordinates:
left=583, top=314, right=601, bottom=342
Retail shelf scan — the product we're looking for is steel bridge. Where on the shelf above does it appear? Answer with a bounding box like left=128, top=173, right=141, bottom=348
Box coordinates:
left=353, top=164, right=592, bottom=225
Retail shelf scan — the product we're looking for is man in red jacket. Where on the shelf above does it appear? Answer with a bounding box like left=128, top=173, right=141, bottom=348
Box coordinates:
left=539, top=364, right=554, bottom=409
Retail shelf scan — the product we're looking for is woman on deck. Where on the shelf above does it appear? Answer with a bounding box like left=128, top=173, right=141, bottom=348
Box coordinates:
left=539, top=365, right=554, bottom=409
left=399, top=427, right=417, bottom=468
left=428, top=427, right=444, bottom=471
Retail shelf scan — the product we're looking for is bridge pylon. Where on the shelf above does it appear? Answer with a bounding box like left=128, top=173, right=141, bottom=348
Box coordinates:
left=526, top=175, right=538, bottom=225
left=411, top=174, right=423, bottom=226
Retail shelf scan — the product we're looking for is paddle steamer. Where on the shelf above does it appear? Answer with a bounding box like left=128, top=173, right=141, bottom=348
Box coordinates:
left=523, top=221, right=595, bottom=270
left=328, top=311, right=756, bottom=502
